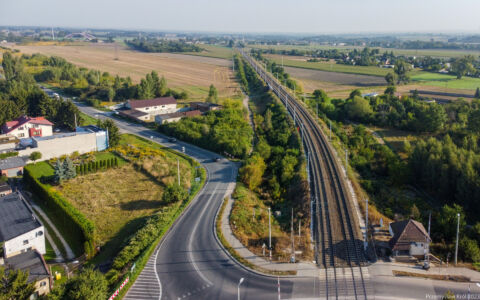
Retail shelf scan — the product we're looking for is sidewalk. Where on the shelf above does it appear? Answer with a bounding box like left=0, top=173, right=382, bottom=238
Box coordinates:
left=220, top=188, right=318, bottom=277
left=369, top=261, right=480, bottom=282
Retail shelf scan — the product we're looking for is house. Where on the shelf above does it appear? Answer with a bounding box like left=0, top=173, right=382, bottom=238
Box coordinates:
left=189, top=102, right=222, bottom=112
left=0, top=181, right=12, bottom=196
left=155, top=110, right=202, bottom=125
left=119, top=109, right=151, bottom=122
left=18, top=125, right=108, bottom=162
left=0, top=192, right=45, bottom=258
left=3, top=250, right=52, bottom=297
left=389, top=219, right=430, bottom=257
left=123, top=97, right=177, bottom=121
left=0, top=156, right=26, bottom=177
left=1, top=116, right=54, bottom=139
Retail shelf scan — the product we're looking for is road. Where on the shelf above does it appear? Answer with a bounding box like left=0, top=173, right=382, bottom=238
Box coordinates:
left=76, top=104, right=327, bottom=300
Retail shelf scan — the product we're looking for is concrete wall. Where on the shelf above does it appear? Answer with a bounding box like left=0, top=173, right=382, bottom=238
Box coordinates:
left=19, top=133, right=97, bottom=162
left=4, top=226, right=46, bottom=258
left=410, top=242, right=428, bottom=256
left=155, top=115, right=182, bottom=124
left=34, top=277, right=51, bottom=297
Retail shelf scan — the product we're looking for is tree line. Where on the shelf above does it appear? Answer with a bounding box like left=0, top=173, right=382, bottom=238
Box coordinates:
left=125, top=38, right=203, bottom=53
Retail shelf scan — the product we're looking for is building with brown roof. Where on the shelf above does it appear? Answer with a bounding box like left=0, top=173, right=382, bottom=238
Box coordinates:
left=1, top=116, right=54, bottom=139
left=389, top=219, right=430, bottom=257
left=121, top=97, right=178, bottom=122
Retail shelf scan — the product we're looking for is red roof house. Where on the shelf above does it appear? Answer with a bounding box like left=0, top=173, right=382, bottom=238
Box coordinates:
left=1, top=116, right=54, bottom=138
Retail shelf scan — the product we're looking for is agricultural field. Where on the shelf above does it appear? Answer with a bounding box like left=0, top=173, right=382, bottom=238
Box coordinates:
left=11, top=42, right=241, bottom=100
left=253, top=44, right=480, bottom=58
left=265, top=54, right=391, bottom=77
left=410, top=72, right=480, bottom=90
left=186, top=44, right=234, bottom=59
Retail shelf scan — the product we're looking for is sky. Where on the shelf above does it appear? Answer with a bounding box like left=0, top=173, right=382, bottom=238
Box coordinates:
left=1, top=0, right=480, bottom=34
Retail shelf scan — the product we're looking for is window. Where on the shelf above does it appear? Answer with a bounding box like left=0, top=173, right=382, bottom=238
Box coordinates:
left=162, top=105, right=165, bottom=108
left=33, top=124, right=39, bottom=128
left=18, top=126, right=24, bottom=130
left=23, top=240, right=29, bottom=245
left=154, top=106, right=158, bottom=109
left=145, top=107, right=149, bottom=110
left=40, top=281, right=47, bottom=287
left=36, top=231, right=43, bottom=237
left=18, top=133, right=25, bottom=137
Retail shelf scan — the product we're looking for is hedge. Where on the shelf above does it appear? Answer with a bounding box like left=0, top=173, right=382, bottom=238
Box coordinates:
left=76, top=158, right=118, bottom=176
left=23, top=167, right=96, bottom=257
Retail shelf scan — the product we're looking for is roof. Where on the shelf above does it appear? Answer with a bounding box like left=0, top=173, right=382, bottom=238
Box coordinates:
left=0, top=182, right=12, bottom=193
left=0, top=192, right=42, bottom=241
left=127, top=97, right=176, bottom=109
left=119, top=109, right=150, bottom=119
left=5, top=250, right=50, bottom=283
left=2, top=116, right=54, bottom=134
left=158, top=110, right=202, bottom=120
left=0, top=156, right=26, bottom=170
left=389, top=219, right=430, bottom=250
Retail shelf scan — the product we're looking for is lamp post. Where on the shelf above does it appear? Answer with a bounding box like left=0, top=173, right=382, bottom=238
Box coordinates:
left=455, top=213, right=460, bottom=265
left=238, top=277, right=245, bottom=300
left=268, top=207, right=272, bottom=259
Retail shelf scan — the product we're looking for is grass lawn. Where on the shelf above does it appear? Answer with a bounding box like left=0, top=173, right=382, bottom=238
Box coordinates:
left=411, top=72, right=480, bottom=90
left=79, top=112, right=98, bottom=126
left=50, top=264, right=67, bottom=286
left=44, top=239, right=56, bottom=261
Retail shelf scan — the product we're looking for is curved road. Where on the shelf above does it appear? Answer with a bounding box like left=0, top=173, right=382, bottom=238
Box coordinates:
left=76, top=105, right=320, bottom=300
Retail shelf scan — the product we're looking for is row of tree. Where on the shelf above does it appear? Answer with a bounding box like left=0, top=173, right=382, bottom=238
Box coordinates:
left=76, top=157, right=119, bottom=175
left=125, top=38, right=203, bottom=53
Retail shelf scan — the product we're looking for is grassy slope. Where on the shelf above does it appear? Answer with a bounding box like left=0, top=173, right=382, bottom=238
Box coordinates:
left=411, top=72, right=480, bottom=90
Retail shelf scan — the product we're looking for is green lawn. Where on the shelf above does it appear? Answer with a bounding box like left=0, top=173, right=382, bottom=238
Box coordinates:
left=79, top=112, right=98, bottom=126
left=411, top=72, right=480, bottom=90
left=44, top=239, right=56, bottom=261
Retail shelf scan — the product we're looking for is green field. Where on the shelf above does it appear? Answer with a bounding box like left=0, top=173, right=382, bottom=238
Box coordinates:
left=253, top=44, right=480, bottom=58
left=411, top=72, right=480, bottom=90
left=266, top=55, right=391, bottom=77
left=187, top=44, right=233, bottom=59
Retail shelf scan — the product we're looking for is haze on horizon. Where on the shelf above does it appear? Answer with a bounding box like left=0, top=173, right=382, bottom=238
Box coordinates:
left=1, top=0, right=480, bottom=34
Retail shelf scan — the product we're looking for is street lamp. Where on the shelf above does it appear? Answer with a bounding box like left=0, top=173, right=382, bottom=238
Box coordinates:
left=238, top=277, right=245, bottom=300
left=455, top=213, right=460, bottom=265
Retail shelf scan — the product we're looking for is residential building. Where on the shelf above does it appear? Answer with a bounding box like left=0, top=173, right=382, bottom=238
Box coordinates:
left=0, top=182, right=12, bottom=196
left=389, top=219, right=430, bottom=257
left=122, top=97, right=177, bottom=121
left=3, top=250, right=52, bottom=297
left=0, top=192, right=45, bottom=258
left=0, top=156, right=26, bottom=177
left=18, top=125, right=108, bottom=162
left=189, top=102, right=222, bottom=112
left=1, top=116, right=53, bottom=139
left=155, top=110, right=202, bottom=125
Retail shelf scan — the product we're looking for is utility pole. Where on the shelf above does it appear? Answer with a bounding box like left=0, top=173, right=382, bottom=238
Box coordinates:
left=455, top=213, right=460, bottom=265
left=298, top=219, right=301, bottom=237
left=51, top=27, right=55, bottom=40
left=364, top=198, right=369, bottom=251
left=177, top=158, right=180, bottom=186
left=345, top=148, right=348, bottom=170
left=329, top=120, right=332, bottom=141
left=291, top=208, right=295, bottom=263
left=268, top=207, right=272, bottom=260
left=424, top=211, right=431, bottom=266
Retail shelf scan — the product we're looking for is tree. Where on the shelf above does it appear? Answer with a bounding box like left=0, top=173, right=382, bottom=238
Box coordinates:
left=313, top=89, right=328, bottom=102
left=474, top=87, right=480, bottom=99
left=162, top=184, right=188, bottom=203
left=451, top=55, right=475, bottom=79
left=349, top=89, right=362, bottom=99
left=207, top=84, right=218, bottom=103
left=384, top=72, right=396, bottom=85
left=0, top=266, right=35, bottom=300
left=459, top=237, right=480, bottom=262
left=438, top=204, right=466, bottom=242
left=384, top=85, right=396, bottom=97
left=96, top=119, right=120, bottom=147
left=344, top=96, right=373, bottom=122
left=468, top=110, right=480, bottom=132
left=29, top=151, right=42, bottom=164
left=63, top=157, right=76, bottom=179
left=56, top=267, right=108, bottom=300
left=239, top=154, right=266, bottom=191
left=410, top=204, right=420, bottom=220
left=394, top=59, right=411, bottom=84
left=53, top=159, right=66, bottom=183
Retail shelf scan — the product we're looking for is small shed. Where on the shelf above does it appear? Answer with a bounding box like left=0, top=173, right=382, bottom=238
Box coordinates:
left=389, top=219, right=430, bottom=257
left=0, top=156, right=26, bottom=177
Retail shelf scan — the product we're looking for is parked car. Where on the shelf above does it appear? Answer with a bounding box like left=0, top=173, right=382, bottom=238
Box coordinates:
left=168, top=137, right=177, bottom=143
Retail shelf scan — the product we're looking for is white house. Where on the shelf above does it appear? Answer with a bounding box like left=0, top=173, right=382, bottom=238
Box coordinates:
left=0, top=192, right=45, bottom=258
left=1, top=116, right=53, bottom=139
left=126, top=97, right=177, bottom=117
left=389, top=219, right=430, bottom=257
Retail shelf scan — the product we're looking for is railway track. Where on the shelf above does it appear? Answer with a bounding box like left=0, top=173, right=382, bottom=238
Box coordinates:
left=240, top=49, right=371, bottom=299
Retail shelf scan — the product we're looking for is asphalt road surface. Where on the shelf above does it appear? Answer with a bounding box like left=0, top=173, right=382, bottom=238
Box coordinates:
left=76, top=104, right=480, bottom=300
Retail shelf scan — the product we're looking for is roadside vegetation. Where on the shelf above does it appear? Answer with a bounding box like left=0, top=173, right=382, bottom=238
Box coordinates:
left=234, top=54, right=311, bottom=261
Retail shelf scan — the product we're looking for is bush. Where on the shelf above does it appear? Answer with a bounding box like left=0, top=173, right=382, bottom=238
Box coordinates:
left=23, top=167, right=96, bottom=257
left=162, top=184, right=188, bottom=204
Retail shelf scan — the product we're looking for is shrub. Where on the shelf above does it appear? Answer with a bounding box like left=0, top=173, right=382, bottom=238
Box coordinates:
left=162, top=184, right=188, bottom=204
